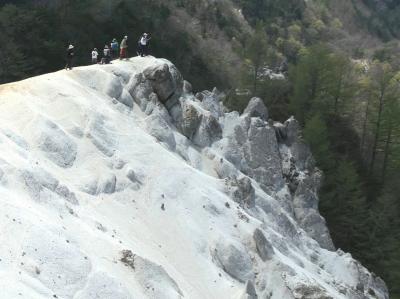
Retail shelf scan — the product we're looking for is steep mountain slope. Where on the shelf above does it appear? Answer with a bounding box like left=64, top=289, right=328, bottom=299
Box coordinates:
left=0, top=57, right=389, bottom=299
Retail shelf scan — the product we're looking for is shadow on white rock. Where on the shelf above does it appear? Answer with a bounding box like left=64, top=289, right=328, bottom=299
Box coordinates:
left=35, top=119, right=77, bottom=168
left=81, top=172, right=117, bottom=195
left=20, top=168, right=78, bottom=205
left=120, top=250, right=184, bottom=299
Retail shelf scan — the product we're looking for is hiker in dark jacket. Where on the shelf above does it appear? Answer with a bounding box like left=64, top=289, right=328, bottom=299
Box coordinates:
left=65, top=44, right=74, bottom=70
left=102, top=45, right=111, bottom=64
left=138, top=33, right=151, bottom=57
left=111, top=38, right=119, bottom=59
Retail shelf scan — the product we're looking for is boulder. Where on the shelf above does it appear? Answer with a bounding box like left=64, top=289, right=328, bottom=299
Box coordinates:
left=122, top=251, right=184, bottom=299
left=180, top=101, right=202, bottom=139
left=144, top=63, right=180, bottom=103
left=127, top=73, right=153, bottom=110
left=192, top=114, right=222, bottom=147
left=200, top=89, right=225, bottom=118
left=212, top=242, right=253, bottom=283
left=243, top=118, right=284, bottom=192
left=253, top=228, right=274, bottom=261
left=225, top=176, right=255, bottom=208
left=243, top=98, right=268, bottom=121
left=293, top=172, right=335, bottom=251
left=81, top=173, right=117, bottom=195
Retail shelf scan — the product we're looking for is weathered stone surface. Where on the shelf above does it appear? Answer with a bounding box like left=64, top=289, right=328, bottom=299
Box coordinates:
left=117, top=88, right=134, bottom=108
left=121, top=250, right=184, bottom=299
left=37, top=120, right=77, bottom=168
left=167, top=63, right=184, bottom=95
left=292, top=283, right=334, bottom=299
left=285, top=116, right=300, bottom=146
left=180, top=101, right=202, bottom=139
left=289, top=141, right=315, bottom=171
left=212, top=242, right=253, bottom=283
left=253, top=228, right=274, bottom=261
left=146, top=113, right=176, bottom=150
left=81, top=173, right=117, bottom=195
left=292, top=171, right=335, bottom=251
left=240, top=280, right=258, bottom=299
left=86, top=115, right=117, bottom=157
left=75, top=272, right=134, bottom=299
left=183, top=80, right=192, bottom=94
left=55, top=184, right=78, bottom=205
left=243, top=118, right=284, bottom=192
left=127, top=73, right=153, bottom=109
left=144, top=63, right=177, bottom=103
left=225, top=175, right=255, bottom=208
left=243, top=97, right=269, bottom=121
left=192, top=114, right=222, bottom=147
left=200, top=89, right=225, bottom=118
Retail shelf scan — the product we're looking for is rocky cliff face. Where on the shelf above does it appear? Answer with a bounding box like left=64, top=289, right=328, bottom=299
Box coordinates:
left=0, top=57, right=388, bottom=299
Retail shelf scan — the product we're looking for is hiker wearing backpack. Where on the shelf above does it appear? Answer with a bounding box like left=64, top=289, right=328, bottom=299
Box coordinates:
left=102, top=45, right=111, bottom=64
left=138, top=33, right=151, bottom=57
left=65, top=44, right=74, bottom=70
left=91, top=48, right=99, bottom=64
left=120, top=36, right=128, bottom=60
left=111, top=38, right=119, bottom=59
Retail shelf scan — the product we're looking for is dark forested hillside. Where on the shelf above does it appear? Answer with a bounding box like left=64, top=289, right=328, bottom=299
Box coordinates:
left=360, top=0, right=400, bottom=40
left=0, top=0, right=246, bottom=89
left=1, top=0, right=400, bottom=297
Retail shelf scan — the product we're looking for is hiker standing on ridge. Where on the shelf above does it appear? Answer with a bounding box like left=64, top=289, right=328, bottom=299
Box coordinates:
left=111, top=38, right=119, bottom=59
left=102, top=45, right=111, bottom=64
left=120, top=36, right=128, bottom=60
left=91, top=48, right=99, bottom=64
left=65, top=44, right=75, bottom=70
left=138, top=33, right=151, bottom=57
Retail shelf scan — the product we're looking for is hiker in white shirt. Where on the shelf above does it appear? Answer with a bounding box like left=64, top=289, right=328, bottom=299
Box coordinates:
left=91, top=48, right=99, bottom=64
left=138, top=33, right=151, bottom=57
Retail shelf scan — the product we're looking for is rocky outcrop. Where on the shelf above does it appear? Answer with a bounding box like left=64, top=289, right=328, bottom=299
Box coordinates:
left=118, top=59, right=387, bottom=298
left=145, top=63, right=174, bottom=101
left=0, top=57, right=388, bottom=299
left=225, top=175, right=255, bottom=208
left=243, top=97, right=269, bottom=121
left=276, top=117, right=334, bottom=250
left=240, top=280, right=258, bottom=299
left=212, top=242, right=254, bottom=283
left=253, top=228, right=274, bottom=261
left=157, top=79, right=333, bottom=251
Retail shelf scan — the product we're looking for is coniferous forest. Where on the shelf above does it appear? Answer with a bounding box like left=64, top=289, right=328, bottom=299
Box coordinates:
left=1, top=0, right=400, bottom=297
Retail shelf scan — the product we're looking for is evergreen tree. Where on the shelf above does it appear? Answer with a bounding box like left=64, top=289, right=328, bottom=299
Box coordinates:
left=244, top=23, right=269, bottom=95
left=303, top=113, right=333, bottom=170
left=319, top=160, right=369, bottom=254
left=364, top=62, right=399, bottom=178
left=289, top=44, right=332, bottom=123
